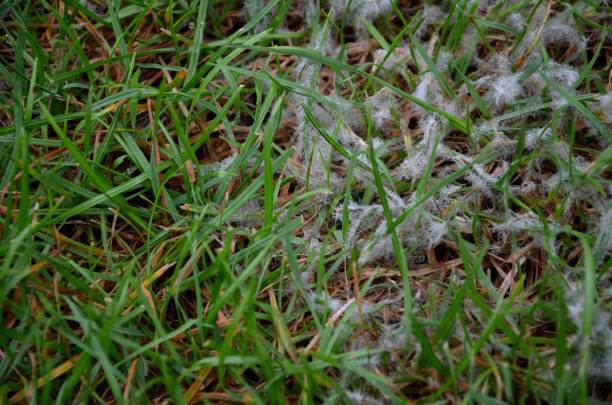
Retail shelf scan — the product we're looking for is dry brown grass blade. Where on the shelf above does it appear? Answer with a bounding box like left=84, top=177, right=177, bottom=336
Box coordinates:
left=140, top=284, right=158, bottom=318
left=184, top=366, right=213, bottom=403
left=9, top=353, right=83, bottom=403
left=513, top=0, right=553, bottom=71
left=123, top=358, right=139, bottom=402
left=119, top=261, right=177, bottom=316
left=269, top=289, right=299, bottom=363
left=148, top=98, right=169, bottom=226
left=352, top=262, right=364, bottom=326
left=303, top=297, right=356, bottom=355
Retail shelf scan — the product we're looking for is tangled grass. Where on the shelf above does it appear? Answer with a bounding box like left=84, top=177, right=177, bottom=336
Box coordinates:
left=0, top=0, right=611, bottom=403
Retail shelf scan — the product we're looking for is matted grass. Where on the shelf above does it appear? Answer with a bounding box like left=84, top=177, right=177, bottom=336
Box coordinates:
left=0, top=0, right=611, bottom=403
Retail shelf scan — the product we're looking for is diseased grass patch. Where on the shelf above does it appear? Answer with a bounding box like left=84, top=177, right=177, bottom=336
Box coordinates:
left=0, top=0, right=611, bottom=403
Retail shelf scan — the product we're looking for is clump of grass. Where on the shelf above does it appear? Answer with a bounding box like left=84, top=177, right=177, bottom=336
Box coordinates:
left=1, top=0, right=611, bottom=403
left=329, top=0, right=392, bottom=31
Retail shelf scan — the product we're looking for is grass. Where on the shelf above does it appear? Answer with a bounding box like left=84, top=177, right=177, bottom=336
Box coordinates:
left=0, top=0, right=611, bottom=403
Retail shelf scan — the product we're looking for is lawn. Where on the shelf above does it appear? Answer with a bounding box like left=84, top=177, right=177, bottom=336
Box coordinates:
left=0, top=0, right=611, bottom=403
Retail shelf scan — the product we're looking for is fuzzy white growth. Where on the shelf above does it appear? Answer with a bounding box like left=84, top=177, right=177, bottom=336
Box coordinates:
left=394, top=115, right=441, bottom=181
left=550, top=141, right=591, bottom=174
left=541, top=168, right=606, bottom=217
left=434, top=51, right=452, bottom=74
left=372, top=49, right=398, bottom=74
left=535, top=141, right=610, bottom=214
left=304, top=0, right=318, bottom=23
left=336, top=125, right=365, bottom=150
left=525, top=61, right=579, bottom=109
left=596, top=93, right=612, bottom=119
left=433, top=184, right=461, bottom=212
left=420, top=114, right=440, bottom=148
left=565, top=282, right=612, bottom=381
left=414, top=6, right=443, bottom=39
left=227, top=199, right=263, bottom=227
left=373, top=314, right=422, bottom=361
left=292, top=61, right=315, bottom=160
left=465, top=172, right=493, bottom=197
left=452, top=154, right=508, bottom=199
left=412, top=68, right=467, bottom=120
left=308, top=291, right=351, bottom=315
left=370, top=88, right=396, bottom=131
left=337, top=194, right=407, bottom=264
left=524, top=127, right=553, bottom=150
left=593, top=204, right=612, bottom=269
left=393, top=153, right=428, bottom=181
left=472, top=50, right=521, bottom=113
left=411, top=73, right=439, bottom=117
left=334, top=187, right=408, bottom=261
left=510, top=4, right=550, bottom=59
left=307, top=291, right=395, bottom=323
left=545, top=63, right=579, bottom=89
left=372, top=46, right=412, bottom=76
left=427, top=220, right=448, bottom=247
left=541, top=13, right=586, bottom=52
left=290, top=29, right=353, bottom=190
left=299, top=239, right=323, bottom=285
left=506, top=12, right=525, bottom=31
left=244, top=0, right=271, bottom=34
left=493, top=211, right=560, bottom=250
left=468, top=0, right=501, bottom=15
left=494, top=212, right=541, bottom=234
left=357, top=208, right=448, bottom=265
left=334, top=124, right=387, bottom=190
left=345, top=390, right=381, bottom=404
left=358, top=223, right=394, bottom=264
left=335, top=202, right=383, bottom=247
left=378, top=319, right=406, bottom=349
left=481, top=73, right=522, bottom=112
left=200, top=153, right=237, bottom=175
left=384, top=187, right=408, bottom=212
left=360, top=0, right=392, bottom=21
left=509, top=181, right=537, bottom=196
left=370, top=137, right=385, bottom=151
left=489, top=130, right=516, bottom=159
left=471, top=120, right=497, bottom=144
left=329, top=0, right=391, bottom=34
left=589, top=332, right=612, bottom=381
